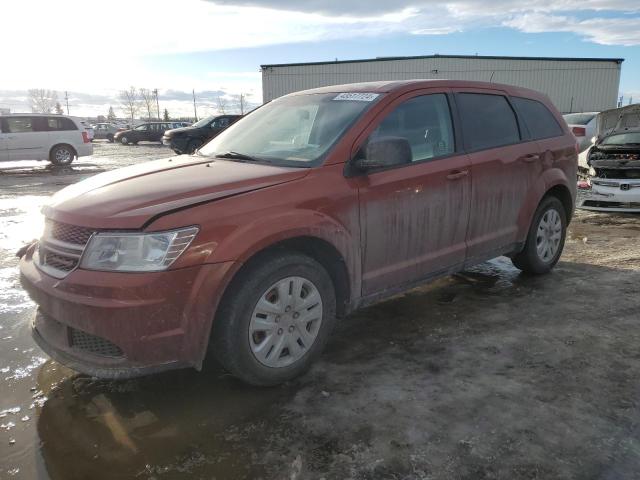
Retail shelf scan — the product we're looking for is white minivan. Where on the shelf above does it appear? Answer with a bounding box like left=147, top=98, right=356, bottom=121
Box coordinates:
left=0, top=114, right=93, bottom=165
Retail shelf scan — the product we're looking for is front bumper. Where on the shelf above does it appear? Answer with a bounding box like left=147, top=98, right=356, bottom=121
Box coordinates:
left=578, top=179, right=640, bottom=212
left=20, top=249, right=235, bottom=378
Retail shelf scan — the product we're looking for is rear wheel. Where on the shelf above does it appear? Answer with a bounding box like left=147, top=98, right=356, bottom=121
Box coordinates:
left=107, top=134, right=114, bottom=143
left=512, top=196, right=567, bottom=274
left=49, top=144, right=76, bottom=166
left=212, top=252, right=337, bottom=386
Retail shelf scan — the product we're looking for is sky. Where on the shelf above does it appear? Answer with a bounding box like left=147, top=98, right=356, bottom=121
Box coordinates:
left=1, top=0, right=639, bottom=118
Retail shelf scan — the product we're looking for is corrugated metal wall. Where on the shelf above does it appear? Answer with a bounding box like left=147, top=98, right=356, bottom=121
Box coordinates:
left=262, top=57, right=622, bottom=113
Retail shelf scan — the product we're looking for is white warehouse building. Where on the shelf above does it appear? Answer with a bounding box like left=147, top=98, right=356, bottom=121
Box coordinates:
left=261, top=54, right=623, bottom=113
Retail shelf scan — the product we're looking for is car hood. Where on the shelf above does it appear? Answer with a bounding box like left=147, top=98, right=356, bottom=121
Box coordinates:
left=597, top=104, right=640, bottom=138
left=44, top=156, right=310, bottom=229
left=163, top=126, right=195, bottom=137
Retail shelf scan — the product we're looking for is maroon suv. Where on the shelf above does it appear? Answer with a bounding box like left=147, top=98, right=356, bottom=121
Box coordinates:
left=20, top=80, right=577, bottom=385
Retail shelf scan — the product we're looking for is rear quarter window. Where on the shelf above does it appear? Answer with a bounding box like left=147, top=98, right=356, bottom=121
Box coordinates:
left=512, top=97, right=563, bottom=140
left=456, top=93, right=520, bottom=151
left=46, top=117, right=78, bottom=131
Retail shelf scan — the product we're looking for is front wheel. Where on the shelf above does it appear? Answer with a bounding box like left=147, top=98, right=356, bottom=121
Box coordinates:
left=511, top=196, right=567, bottom=274
left=120, top=136, right=129, bottom=145
left=187, top=139, right=203, bottom=154
left=212, top=252, right=337, bottom=386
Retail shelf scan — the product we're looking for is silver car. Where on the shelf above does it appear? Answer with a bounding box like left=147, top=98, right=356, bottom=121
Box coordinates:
left=92, top=123, right=121, bottom=142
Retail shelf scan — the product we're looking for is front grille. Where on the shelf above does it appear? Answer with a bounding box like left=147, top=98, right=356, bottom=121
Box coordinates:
left=37, top=220, right=95, bottom=278
left=46, top=219, right=94, bottom=245
left=70, top=327, right=123, bottom=358
left=42, top=251, right=77, bottom=272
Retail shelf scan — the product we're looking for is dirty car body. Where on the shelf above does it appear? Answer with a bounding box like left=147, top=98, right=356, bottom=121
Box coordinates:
left=579, top=104, right=640, bottom=212
left=19, top=80, right=577, bottom=384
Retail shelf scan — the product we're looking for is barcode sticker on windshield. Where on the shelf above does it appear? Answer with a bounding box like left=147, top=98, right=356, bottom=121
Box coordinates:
left=333, top=93, right=380, bottom=102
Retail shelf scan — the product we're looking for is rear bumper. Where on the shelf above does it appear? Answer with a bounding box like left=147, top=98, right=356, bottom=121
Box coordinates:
left=76, top=143, right=93, bottom=157
left=578, top=179, right=640, bottom=212
left=20, top=249, right=235, bottom=378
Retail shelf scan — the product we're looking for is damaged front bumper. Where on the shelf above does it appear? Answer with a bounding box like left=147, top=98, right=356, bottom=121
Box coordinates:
left=579, top=178, right=640, bottom=212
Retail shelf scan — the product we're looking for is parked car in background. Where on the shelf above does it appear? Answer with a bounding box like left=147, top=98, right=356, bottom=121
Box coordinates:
left=563, top=112, right=598, bottom=153
left=579, top=104, right=640, bottom=212
left=114, top=122, right=174, bottom=145
left=162, top=115, right=241, bottom=154
left=79, top=121, right=94, bottom=141
left=19, top=80, right=576, bottom=385
left=93, top=123, right=121, bottom=142
left=0, top=113, right=93, bottom=165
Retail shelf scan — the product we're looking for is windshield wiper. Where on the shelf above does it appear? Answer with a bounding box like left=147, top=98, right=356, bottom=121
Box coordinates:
left=214, top=151, right=269, bottom=163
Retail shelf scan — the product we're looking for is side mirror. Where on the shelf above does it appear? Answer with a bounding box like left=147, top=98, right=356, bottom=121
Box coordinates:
left=354, top=137, right=412, bottom=171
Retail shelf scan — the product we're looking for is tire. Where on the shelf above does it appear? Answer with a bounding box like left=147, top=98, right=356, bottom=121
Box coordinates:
left=212, top=252, right=337, bottom=386
left=107, top=134, right=114, bottom=143
left=511, top=195, right=567, bottom=274
left=187, top=139, right=203, bottom=154
left=49, top=144, right=76, bottom=166
left=120, top=136, right=129, bottom=145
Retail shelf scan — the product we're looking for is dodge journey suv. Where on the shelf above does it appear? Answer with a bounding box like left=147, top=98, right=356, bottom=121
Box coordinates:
left=19, top=80, right=577, bottom=385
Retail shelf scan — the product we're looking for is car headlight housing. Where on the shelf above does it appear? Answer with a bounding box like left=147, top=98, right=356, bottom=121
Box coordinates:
left=80, top=226, right=199, bottom=272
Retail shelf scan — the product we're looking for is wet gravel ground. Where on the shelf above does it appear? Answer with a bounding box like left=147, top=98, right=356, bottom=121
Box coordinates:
left=1, top=143, right=640, bottom=479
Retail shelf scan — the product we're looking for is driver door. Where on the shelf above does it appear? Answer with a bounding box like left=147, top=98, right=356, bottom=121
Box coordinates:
left=353, top=91, right=471, bottom=295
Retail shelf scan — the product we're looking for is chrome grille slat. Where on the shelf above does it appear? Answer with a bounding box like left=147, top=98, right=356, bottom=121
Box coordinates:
left=37, top=220, right=95, bottom=278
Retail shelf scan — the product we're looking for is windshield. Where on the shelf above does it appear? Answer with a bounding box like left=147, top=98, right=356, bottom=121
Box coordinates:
left=199, top=92, right=382, bottom=166
left=192, top=116, right=215, bottom=128
left=601, top=132, right=640, bottom=146
left=563, top=113, right=596, bottom=125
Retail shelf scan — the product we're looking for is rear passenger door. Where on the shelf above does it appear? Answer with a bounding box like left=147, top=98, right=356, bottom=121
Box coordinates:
left=454, top=90, right=538, bottom=261
left=355, top=90, right=471, bottom=295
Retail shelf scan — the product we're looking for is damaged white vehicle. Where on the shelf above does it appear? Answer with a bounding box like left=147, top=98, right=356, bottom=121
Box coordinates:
left=579, top=104, right=640, bottom=212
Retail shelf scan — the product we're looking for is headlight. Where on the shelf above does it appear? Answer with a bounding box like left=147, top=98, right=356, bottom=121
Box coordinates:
left=80, top=226, right=199, bottom=272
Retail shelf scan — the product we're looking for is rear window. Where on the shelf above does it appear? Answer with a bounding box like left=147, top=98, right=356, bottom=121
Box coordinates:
left=46, top=117, right=78, bottom=131
left=563, top=113, right=596, bottom=125
left=513, top=97, right=564, bottom=140
left=457, top=93, right=520, bottom=151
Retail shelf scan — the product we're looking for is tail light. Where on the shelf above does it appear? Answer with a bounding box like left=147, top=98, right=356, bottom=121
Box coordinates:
left=82, top=131, right=90, bottom=143
left=577, top=179, right=591, bottom=190
left=571, top=126, right=586, bottom=137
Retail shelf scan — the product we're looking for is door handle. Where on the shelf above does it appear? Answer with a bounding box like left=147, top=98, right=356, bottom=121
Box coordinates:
left=446, top=170, right=469, bottom=180
left=521, top=153, right=540, bottom=163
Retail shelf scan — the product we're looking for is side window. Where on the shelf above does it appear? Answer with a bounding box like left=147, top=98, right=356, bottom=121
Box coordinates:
left=457, top=93, right=520, bottom=151
left=512, top=97, right=563, bottom=139
left=46, top=117, right=78, bottom=131
left=369, top=93, right=455, bottom=162
left=6, top=117, right=34, bottom=133
left=135, top=124, right=148, bottom=131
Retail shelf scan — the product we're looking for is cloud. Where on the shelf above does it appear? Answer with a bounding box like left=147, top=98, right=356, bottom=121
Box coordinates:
left=504, top=13, right=640, bottom=46
left=207, top=0, right=639, bottom=15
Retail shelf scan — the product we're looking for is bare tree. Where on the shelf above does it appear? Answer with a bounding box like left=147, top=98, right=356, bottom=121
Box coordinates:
left=29, top=89, right=58, bottom=113
left=231, top=93, right=252, bottom=115
left=215, top=94, right=228, bottom=115
left=54, top=102, right=64, bottom=115
left=119, top=87, right=140, bottom=125
left=139, top=88, right=155, bottom=120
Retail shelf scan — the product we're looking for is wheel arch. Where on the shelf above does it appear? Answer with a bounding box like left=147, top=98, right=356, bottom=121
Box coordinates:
left=218, top=235, right=352, bottom=319
left=544, top=184, right=574, bottom=222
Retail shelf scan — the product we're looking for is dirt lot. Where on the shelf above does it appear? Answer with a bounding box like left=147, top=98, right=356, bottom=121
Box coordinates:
left=1, top=143, right=639, bottom=479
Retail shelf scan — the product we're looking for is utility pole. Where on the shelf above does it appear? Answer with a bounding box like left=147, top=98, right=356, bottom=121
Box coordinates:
left=64, top=91, right=69, bottom=114
left=192, top=89, right=198, bottom=121
left=153, top=89, right=160, bottom=120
